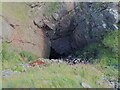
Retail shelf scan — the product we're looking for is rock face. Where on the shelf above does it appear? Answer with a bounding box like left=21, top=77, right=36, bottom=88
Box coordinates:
left=33, top=2, right=118, bottom=56
left=1, top=2, right=119, bottom=58
left=1, top=2, right=51, bottom=58
left=72, top=2, right=118, bottom=49
left=118, top=2, right=120, bottom=22
left=1, top=17, right=50, bottom=58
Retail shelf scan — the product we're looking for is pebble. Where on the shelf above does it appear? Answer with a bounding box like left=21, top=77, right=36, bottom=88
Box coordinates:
left=2, top=69, right=21, bottom=77
left=96, top=80, right=104, bottom=85
left=44, top=80, right=52, bottom=83
left=2, top=69, right=13, bottom=74
left=22, top=69, right=27, bottom=72
left=58, top=60, right=63, bottom=63
left=51, top=59, right=57, bottom=62
left=80, top=82, right=92, bottom=88
left=115, top=82, right=120, bottom=88
left=75, top=75, right=80, bottom=78
left=109, top=82, right=115, bottom=87
left=102, top=77, right=106, bottom=80
left=91, top=67, right=96, bottom=70
left=19, top=63, right=30, bottom=67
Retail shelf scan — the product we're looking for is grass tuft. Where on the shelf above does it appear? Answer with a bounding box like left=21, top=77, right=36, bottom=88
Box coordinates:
left=44, top=2, right=59, bottom=16
left=19, top=51, right=36, bottom=62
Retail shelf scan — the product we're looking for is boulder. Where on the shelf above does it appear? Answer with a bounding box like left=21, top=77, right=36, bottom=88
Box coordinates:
left=52, top=13, right=60, bottom=21
left=43, top=19, right=56, bottom=30
left=80, top=82, right=92, bottom=88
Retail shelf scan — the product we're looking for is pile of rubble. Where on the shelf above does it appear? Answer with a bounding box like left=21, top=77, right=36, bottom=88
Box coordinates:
left=26, top=55, right=91, bottom=67
left=63, top=55, right=91, bottom=65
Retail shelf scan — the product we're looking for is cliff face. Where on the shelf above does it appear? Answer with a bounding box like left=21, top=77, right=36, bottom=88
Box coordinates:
left=32, top=2, right=118, bottom=57
left=1, top=2, right=119, bottom=58
left=1, top=3, right=50, bottom=58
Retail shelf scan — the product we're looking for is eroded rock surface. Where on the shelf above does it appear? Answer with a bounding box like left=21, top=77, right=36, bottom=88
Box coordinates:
left=1, top=3, right=51, bottom=58
left=33, top=2, right=118, bottom=56
left=1, top=18, right=50, bottom=58
left=1, top=2, right=119, bottom=58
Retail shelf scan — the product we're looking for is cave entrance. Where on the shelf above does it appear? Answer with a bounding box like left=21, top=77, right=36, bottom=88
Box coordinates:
left=49, top=47, right=65, bottom=59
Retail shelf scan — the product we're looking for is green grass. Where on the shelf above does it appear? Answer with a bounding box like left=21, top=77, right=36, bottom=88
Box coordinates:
left=103, top=30, right=118, bottom=52
left=2, top=42, right=36, bottom=71
left=1, top=2, right=119, bottom=88
left=2, top=28, right=119, bottom=88
left=2, top=42, right=113, bottom=88
left=19, top=51, right=36, bottom=62
left=76, top=29, right=119, bottom=66
left=3, top=63, right=111, bottom=88
left=75, top=29, right=119, bottom=86
left=2, top=2, right=30, bottom=24
left=44, top=2, right=59, bottom=16
left=76, top=42, right=102, bottom=60
left=2, top=42, right=24, bottom=70
left=0, top=3, right=2, bottom=12
left=98, top=48, right=118, bottom=66
left=95, top=2, right=104, bottom=8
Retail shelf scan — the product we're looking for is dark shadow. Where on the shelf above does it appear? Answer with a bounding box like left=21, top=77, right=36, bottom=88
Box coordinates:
left=49, top=47, right=65, bottom=59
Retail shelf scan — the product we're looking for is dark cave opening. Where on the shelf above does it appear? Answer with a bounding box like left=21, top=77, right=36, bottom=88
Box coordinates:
left=49, top=47, right=66, bottom=59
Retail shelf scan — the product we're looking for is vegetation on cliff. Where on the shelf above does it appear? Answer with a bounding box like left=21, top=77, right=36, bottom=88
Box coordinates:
left=1, top=2, right=119, bottom=88
left=2, top=29, right=119, bottom=88
left=76, top=29, right=119, bottom=84
left=2, top=42, right=36, bottom=70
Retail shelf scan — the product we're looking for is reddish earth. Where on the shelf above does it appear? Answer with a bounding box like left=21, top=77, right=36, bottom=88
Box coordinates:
left=29, top=60, right=45, bottom=67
